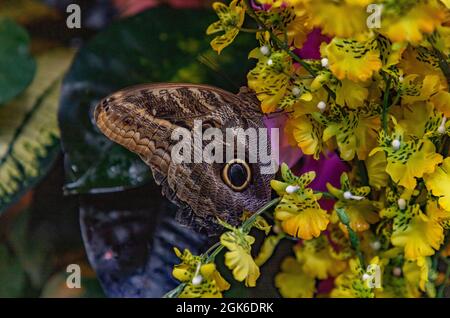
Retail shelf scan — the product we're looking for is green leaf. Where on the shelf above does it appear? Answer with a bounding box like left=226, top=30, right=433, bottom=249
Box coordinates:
left=59, top=7, right=256, bottom=194
left=0, top=49, right=74, bottom=214
left=8, top=208, right=52, bottom=289
left=0, top=245, right=26, bottom=297
left=0, top=18, right=36, bottom=105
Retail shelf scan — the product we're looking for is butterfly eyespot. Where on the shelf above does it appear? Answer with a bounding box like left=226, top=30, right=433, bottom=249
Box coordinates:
left=221, top=159, right=251, bottom=192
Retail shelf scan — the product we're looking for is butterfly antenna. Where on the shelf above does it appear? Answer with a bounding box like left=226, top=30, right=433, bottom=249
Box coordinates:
left=197, top=53, right=240, bottom=91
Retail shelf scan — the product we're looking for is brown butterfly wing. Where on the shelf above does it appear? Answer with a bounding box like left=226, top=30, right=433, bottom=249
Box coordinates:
left=94, top=83, right=273, bottom=234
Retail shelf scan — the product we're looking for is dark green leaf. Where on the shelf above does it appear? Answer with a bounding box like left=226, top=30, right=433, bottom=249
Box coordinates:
left=0, top=245, right=26, bottom=297
left=0, top=49, right=74, bottom=215
left=59, top=7, right=256, bottom=194
left=0, top=18, right=36, bottom=105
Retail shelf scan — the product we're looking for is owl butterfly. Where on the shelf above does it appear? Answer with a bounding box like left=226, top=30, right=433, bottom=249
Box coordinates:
left=94, top=83, right=275, bottom=235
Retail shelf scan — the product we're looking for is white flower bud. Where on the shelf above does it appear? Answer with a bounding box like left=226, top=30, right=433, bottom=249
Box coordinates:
left=397, top=198, right=406, bottom=210
left=391, top=139, right=401, bottom=151
left=267, top=59, right=273, bottom=66
left=260, top=45, right=270, bottom=56
left=273, top=225, right=282, bottom=234
left=370, top=241, right=381, bottom=251
left=321, top=58, right=329, bottom=68
left=344, top=191, right=364, bottom=201
left=317, top=101, right=326, bottom=111
left=438, top=116, right=447, bottom=135
left=292, top=87, right=301, bottom=96
left=393, top=267, right=402, bottom=277
left=399, top=76, right=404, bottom=83
left=286, top=185, right=300, bottom=194
left=343, top=191, right=353, bottom=200
left=362, top=273, right=371, bottom=281
left=192, top=275, right=203, bottom=285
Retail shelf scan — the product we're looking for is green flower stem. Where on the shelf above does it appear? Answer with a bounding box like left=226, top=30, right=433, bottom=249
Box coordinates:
left=242, top=0, right=336, bottom=100
left=242, top=197, right=281, bottom=232
left=336, top=208, right=365, bottom=268
left=163, top=283, right=186, bottom=298
left=316, top=191, right=336, bottom=200
left=382, top=76, right=392, bottom=133
left=239, top=27, right=262, bottom=33
left=206, top=245, right=225, bottom=263
left=203, top=242, right=222, bottom=258
left=356, top=159, right=370, bottom=187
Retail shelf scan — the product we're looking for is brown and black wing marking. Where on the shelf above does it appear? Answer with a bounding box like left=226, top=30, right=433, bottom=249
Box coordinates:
left=94, top=83, right=274, bottom=235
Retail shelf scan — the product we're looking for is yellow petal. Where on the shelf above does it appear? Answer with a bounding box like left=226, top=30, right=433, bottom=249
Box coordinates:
left=224, top=248, right=260, bottom=287
left=277, top=206, right=329, bottom=240
left=386, top=139, right=443, bottom=190
left=323, top=38, right=382, bottom=82
left=336, top=79, right=369, bottom=109
left=391, top=213, right=443, bottom=260
left=425, top=158, right=450, bottom=211
left=275, top=257, right=316, bottom=298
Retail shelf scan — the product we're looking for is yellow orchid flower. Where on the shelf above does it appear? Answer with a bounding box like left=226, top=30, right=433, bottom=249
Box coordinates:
left=275, top=257, right=316, bottom=298
left=274, top=191, right=329, bottom=240
left=399, top=46, right=443, bottom=80
left=391, top=205, right=444, bottom=260
left=285, top=114, right=324, bottom=160
left=380, top=0, right=446, bottom=44
left=302, top=0, right=372, bottom=38
left=172, top=248, right=230, bottom=298
left=335, top=79, right=369, bottom=109
left=403, top=257, right=432, bottom=296
left=364, top=151, right=389, bottom=190
left=327, top=173, right=380, bottom=233
left=254, top=234, right=283, bottom=266
left=271, top=165, right=329, bottom=239
left=220, top=230, right=260, bottom=287
left=398, top=101, right=444, bottom=139
left=321, top=37, right=382, bottom=82
left=247, top=49, right=293, bottom=113
left=270, top=163, right=316, bottom=196
left=330, top=258, right=376, bottom=298
left=206, top=0, right=245, bottom=54
left=431, top=90, right=450, bottom=117
left=424, top=157, right=450, bottom=212
left=257, top=0, right=312, bottom=49
left=426, top=200, right=450, bottom=230
left=370, top=120, right=443, bottom=189
left=294, top=236, right=347, bottom=279
left=315, top=108, right=380, bottom=161
left=399, top=75, right=441, bottom=105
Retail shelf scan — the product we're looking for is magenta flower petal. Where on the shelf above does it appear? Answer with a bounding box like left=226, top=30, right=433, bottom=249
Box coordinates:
left=264, top=114, right=303, bottom=169
left=294, top=28, right=331, bottom=60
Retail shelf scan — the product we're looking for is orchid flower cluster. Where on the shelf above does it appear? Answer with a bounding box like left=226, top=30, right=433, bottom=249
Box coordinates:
left=168, top=0, right=450, bottom=298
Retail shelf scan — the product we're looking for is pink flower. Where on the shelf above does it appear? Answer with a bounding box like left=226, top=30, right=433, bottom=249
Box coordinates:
left=264, top=114, right=348, bottom=202
left=295, top=28, right=331, bottom=60
left=113, top=0, right=204, bottom=17
left=264, top=27, right=346, bottom=202
left=264, top=114, right=303, bottom=169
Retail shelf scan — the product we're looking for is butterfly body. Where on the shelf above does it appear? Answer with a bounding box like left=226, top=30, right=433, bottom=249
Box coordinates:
left=94, top=83, right=274, bottom=234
